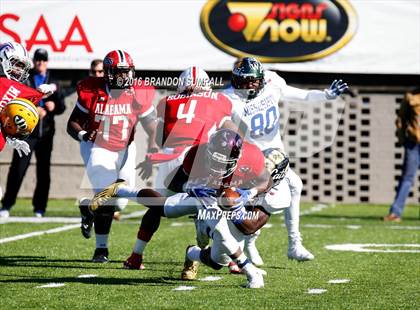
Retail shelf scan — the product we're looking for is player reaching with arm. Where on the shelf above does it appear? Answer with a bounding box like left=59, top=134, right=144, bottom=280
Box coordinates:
left=66, top=50, right=158, bottom=263
left=224, top=57, right=349, bottom=263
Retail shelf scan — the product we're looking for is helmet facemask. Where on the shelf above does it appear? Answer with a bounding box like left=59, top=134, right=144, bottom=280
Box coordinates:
left=206, top=149, right=240, bottom=179
left=105, top=66, right=135, bottom=89
left=232, top=74, right=265, bottom=100
left=2, top=55, right=32, bottom=82
left=231, top=57, right=265, bottom=100
left=206, top=129, right=243, bottom=179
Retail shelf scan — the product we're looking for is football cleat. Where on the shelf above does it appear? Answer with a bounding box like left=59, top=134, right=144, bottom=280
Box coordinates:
left=89, top=179, right=126, bottom=212
left=287, top=237, right=315, bottom=261
left=34, top=211, right=44, bottom=218
left=243, top=264, right=265, bottom=289
left=383, top=213, right=401, bottom=223
left=228, top=262, right=241, bottom=274
left=123, top=252, right=145, bottom=270
left=79, top=198, right=94, bottom=239
left=181, top=246, right=199, bottom=280
left=92, top=248, right=109, bottom=263
left=0, top=209, right=10, bottom=218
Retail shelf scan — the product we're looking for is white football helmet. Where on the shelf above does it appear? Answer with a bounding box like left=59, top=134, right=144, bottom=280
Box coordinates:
left=0, top=42, right=32, bottom=82
left=177, top=66, right=211, bottom=93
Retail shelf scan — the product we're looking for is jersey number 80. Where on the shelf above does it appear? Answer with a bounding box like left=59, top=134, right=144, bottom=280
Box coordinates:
left=250, top=106, right=278, bottom=138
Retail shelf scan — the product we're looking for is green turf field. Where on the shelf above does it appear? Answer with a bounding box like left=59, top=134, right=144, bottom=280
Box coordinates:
left=0, top=200, right=419, bottom=309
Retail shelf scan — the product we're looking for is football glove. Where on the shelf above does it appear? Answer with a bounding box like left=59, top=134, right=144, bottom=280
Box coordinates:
left=234, top=188, right=258, bottom=205
left=324, top=79, right=348, bottom=100
left=37, top=83, right=57, bottom=98
left=187, top=186, right=217, bottom=198
left=6, top=136, right=31, bottom=157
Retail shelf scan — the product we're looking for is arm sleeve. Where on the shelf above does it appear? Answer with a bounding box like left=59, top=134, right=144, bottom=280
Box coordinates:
left=266, top=70, right=327, bottom=103
left=282, top=84, right=327, bottom=103
left=23, top=86, right=44, bottom=106
left=75, top=80, right=91, bottom=114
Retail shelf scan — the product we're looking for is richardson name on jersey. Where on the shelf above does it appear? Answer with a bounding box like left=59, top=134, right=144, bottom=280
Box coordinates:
left=167, top=90, right=218, bottom=101
left=0, top=85, right=21, bottom=107
left=243, top=94, right=276, bottom=116
left=94, top=103, right=132, bottom=115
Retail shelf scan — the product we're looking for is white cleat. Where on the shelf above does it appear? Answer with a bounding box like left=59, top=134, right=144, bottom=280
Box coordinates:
left=243, top=264, right=265, bottom=289
left=288, top=238, right=315, bottom=261
left=34, top=212, right=44, bottom=218
left=0, top=209, right=10, bottom=218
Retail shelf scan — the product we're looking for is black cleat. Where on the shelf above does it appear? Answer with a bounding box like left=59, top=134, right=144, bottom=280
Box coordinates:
left=92, top=248, right=109, bottom=263
left=79, top=198, right=94, bottom=239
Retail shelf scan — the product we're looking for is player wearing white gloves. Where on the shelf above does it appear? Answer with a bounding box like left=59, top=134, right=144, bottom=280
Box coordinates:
left=224, top=57, right=349, bottom=263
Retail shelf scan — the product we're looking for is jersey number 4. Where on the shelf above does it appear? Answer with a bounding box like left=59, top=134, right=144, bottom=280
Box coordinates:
left=177, top=100, right=197, bottom=124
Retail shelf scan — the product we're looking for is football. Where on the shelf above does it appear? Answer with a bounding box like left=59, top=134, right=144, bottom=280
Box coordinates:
left=217, top=187, right=240, bottom=210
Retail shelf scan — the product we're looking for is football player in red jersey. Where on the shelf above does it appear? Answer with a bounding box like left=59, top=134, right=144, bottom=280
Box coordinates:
left=89, top=129, right=273, bottom=288
left=0, top=42, right=54, bottom=156
left=67, top=49, right=158, bottom=263
left=137, top=66, right=237, bottom=192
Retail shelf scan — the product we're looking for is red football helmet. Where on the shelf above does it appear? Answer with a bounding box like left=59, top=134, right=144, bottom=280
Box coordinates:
left=103, top=50, right=135, bottom=89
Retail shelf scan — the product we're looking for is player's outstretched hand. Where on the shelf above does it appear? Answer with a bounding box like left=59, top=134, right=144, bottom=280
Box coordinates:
left=136, top=159, right=153, bottom=180
left=325, top=79, right=349, bottom=100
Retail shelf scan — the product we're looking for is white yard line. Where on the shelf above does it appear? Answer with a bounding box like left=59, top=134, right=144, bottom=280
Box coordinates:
left=301, top=204, right=330, bottom=216
left=325, top=243, right=420, bottom=253
left=389, top=225, right=420, bottom=230
left=77, top=274, right=97, bottom=278
left=0, top=210, right=146, bottom=244
left=173, top=286, right=196, bottom=291
left=307, top=288, right=327, bottom=294
left=37, top=283, right=65, bottom=288
left=0, top=217, right=80, bottom=224
left=199, top=276, right=222, bottom=282
left=0, top=224, right=80, bottom=244
left=328, top=279, right=350, bottom=284
left=0, top=210, right=146, bottom=224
